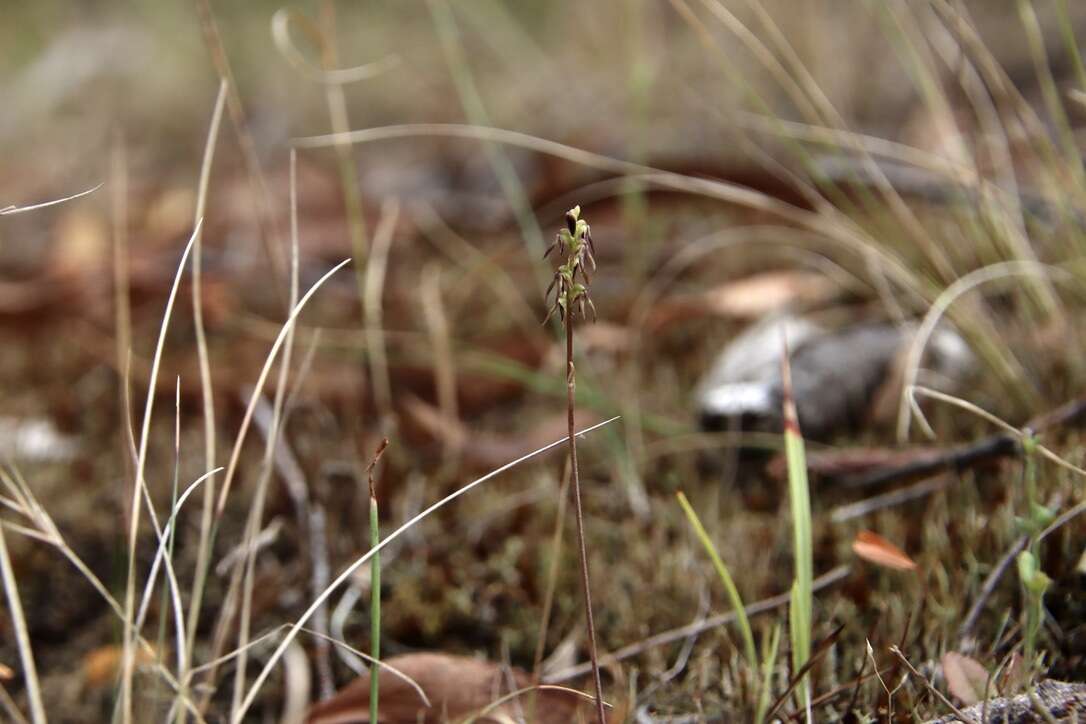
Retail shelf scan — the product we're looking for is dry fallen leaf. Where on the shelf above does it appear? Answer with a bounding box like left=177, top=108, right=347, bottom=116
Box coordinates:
left=941, top=651, right=991, bottom=706
left=999, top=651, right=1027, bottom=695
left=51, top=205, right=109, bottom=276
left=306, top=652, right=603, bottom=724
left=83, top=644, right=156, bottom=688
left=696, top=271, right=837, bottom=318
left=650, top=271, right=838, bottom=329
left=142, top=187, right=195, bottom=242
left=851, top=530, right=917, bottom=571
left=575, top=321, right=633, bottom=354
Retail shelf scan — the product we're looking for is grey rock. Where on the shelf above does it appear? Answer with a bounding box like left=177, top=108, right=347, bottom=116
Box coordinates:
left=925, top=679, right=1086, bottom=723
left=696, top=314, right=973, bottom=441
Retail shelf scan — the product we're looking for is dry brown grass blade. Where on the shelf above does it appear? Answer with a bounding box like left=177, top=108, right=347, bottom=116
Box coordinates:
left=0, top=182, right=102, bottom=215
left=213, top=257, right=351, bottom=517
left=0, top=474, right=45, bottom=723
left=194, top=0, right=286, bottom=282
left=942, top=652, right=991, bottom=707
left=229, top=141, right=304, bottom=720
left=891, top=645, right=979, bottom=724
left=763, top=622, right=845, bottom=723
left=0, top=679, right=29, bottom=724
left=1, top=469, right=207, bottom=721
left=184, top=79, right=229, bottom=690
left=362, top=200, right=400, bottom=430
left=271, top=7, right=399, bottom=85
left=120, top=222, right=201, bottom=724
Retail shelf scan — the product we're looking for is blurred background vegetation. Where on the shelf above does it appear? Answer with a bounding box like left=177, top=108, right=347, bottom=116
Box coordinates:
left=3, top=1, right=1086, bottom=721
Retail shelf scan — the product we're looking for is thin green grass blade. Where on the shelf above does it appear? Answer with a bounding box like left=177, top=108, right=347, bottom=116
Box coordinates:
left=781, top=339, right=813, bottom=710
left=676, top=491, right=757, bottom=670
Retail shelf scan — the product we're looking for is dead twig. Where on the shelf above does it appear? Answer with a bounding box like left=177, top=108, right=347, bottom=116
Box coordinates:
left=545, top=565, right=850, bottom=683
left=844, top=396, right=1086, bottom=489
left=890, top=645, right=979, bottom=724
left=957, top=534, right=1029, bottom=651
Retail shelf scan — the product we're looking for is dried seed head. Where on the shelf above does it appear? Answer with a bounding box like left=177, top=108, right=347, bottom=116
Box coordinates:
left=366, top=438, right=390, bottom=499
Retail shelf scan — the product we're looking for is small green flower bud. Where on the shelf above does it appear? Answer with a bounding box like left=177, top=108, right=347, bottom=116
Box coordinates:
left=566, top=207, right=580, bottom=233
left=1017, top=551, right=1052, bottom=595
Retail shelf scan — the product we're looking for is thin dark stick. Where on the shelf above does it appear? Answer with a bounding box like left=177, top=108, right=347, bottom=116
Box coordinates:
left=567, top=318, right=607, bottom=724
left=842, top=435, right=1016, bottom=488
left=959, top=489, right=1060, bottom=650
left=529, top=459, right=571, bottom=723
left=889, top=645, right=979, bottom=724
left=842, top=637, right=871, bottom=720
left=957, top=535, right=1029, bottom=649
left=545, top=564, right=850, bottom=684
left=843, top=396, right=1086, bottom=489
left=787, top=667, right=890, bottom=721
left=194, top=0, right=286, bottom=284
left=763, top=623, right=845, bottom=722
left=831, top=474, right=953, bottom=522
left=308, top=505, right=335, bottom=700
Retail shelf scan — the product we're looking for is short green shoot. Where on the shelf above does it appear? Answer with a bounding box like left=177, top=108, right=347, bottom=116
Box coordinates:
left=757, top=624, right=782, bottom=724
left=675, top=491, right=757, bottom=670
left=781, top=340, right=813, bottom=713
left=367, top=438, right=389, bottom=724
left=1016, top=433, right=1054, bottom=673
